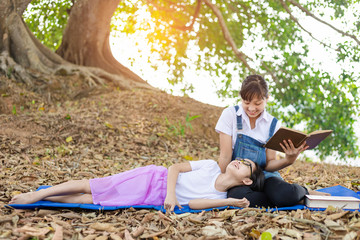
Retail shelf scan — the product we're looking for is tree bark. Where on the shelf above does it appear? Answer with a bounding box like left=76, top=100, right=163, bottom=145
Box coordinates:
left=56, top=0, right=146, bottom=84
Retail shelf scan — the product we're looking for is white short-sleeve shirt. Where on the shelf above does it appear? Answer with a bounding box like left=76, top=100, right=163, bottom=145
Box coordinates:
left=175, top=160, right=227, bottom=205
left=215, top=105, right=281, bottom=148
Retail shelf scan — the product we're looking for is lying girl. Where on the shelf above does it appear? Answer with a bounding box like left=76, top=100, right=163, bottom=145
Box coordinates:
left=10, top=159, right=264, bottom=211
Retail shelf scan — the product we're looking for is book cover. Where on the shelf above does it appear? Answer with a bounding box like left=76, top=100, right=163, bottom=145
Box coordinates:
left=305, top=195, right=360, bottom=209
left=264, top=127, right=332, bottom=152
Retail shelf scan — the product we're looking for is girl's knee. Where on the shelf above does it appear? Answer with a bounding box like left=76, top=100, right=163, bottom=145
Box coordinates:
left=264, top=178, right=307, bottom=207
left=79, top=194, right=93, bottom=204
left=266, top=184, right=307, bottom=207
left=69, top=179, right=91, bottom=193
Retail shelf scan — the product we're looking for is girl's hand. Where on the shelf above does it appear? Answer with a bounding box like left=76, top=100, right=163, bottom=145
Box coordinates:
left=227, top=197, right=250, bottom=208
left=279, top=139, right=308, bottom=164
left=164, top=194, right=182, bottom=212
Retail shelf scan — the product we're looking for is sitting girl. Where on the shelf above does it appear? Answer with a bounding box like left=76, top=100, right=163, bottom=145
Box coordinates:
left=10, top=159, right=264, bottom=211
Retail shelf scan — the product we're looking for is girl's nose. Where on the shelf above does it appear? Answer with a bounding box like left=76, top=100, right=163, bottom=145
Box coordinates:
left=249, top=105, right=255, bottom=111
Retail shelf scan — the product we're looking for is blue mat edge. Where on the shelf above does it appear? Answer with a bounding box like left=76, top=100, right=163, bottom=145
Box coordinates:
left=6, top=185, right=360, bottom=214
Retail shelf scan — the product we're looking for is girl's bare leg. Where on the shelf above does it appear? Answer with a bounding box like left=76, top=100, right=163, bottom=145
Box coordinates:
left=10, top=179, right=91, bottom=204
left=44, top=193, right=93, bottom=204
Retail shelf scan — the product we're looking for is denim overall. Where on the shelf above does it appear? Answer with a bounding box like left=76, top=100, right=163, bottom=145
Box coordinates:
left=231, top=106, right=281, bottom=179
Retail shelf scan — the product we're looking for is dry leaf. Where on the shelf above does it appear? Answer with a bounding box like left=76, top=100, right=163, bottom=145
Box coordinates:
left=14, top=225, right=50, bottom=237
left=141, top=212, right=155, bottom=223
left=94, top=236, right=108, bottom=240
left=201, top=226, right=228, bottom=237
left=219, top=209, right=237, bottom=219
left=51, top=224, right=63, bottom=240
left=124, top=229, right=134, bottom=240
left=90, top=222, right=117, bottom=232
left=131, top=225, right=145, bottom=238
left=283, top=228, right=302, bottom=240
left=343, top=231, right=358, bottom=240
left=248, top=228, right=261, bottom=239
left=263, top=228, right=279, bottom=237
left=110, top=233, right=123, bottom=240
left=326, top=211, right=349, bottom=220
left=140, top=225, right=170, bottom=238
left=303, top=232, right=322, bottom=240
left=349, top=221, right=360, bottom=229
left=82, top=235, right=97, bottom=240
left=0, top=230, right=12, bottom=238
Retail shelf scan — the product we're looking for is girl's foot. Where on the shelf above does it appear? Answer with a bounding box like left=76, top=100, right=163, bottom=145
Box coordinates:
left=9, top=192, right=42, bottom=204
left=308, top=190, right=331, bottom=196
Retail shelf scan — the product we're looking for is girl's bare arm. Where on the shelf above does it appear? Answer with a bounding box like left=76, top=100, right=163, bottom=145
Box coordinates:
left=218, top=132, right=233, bottom=173
left=265, top=140, right=308, bottom=171
left=188, top=198, right=249, bottom=209
left=164, top=162, right=192, bottom=211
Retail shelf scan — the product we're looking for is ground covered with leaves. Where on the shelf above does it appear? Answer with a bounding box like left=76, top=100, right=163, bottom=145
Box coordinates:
left=1, top=77, right=360, bottom=239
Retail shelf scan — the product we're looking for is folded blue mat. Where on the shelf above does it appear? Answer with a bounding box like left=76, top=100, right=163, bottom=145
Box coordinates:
left=7, top=185, right=360, bottom=214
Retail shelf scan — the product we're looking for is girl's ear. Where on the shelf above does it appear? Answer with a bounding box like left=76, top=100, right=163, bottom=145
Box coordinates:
left=242, top=178, right=253, bottom=186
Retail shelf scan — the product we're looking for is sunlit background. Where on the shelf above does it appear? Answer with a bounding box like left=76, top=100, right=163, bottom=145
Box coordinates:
left=110, top=8, right=360, bottom=167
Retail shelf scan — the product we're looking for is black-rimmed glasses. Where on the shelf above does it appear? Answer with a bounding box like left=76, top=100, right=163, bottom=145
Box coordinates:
left=235, top=158, right=253, bottom=180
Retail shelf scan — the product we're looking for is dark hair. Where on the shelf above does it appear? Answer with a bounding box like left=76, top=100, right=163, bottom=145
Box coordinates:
left=240, top=75, right=269, bottom=101
left=249, top=162, right=265, bottom=191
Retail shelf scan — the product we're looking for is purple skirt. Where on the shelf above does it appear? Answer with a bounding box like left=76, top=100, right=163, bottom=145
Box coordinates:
left=90, top=165, right=168, bottom=206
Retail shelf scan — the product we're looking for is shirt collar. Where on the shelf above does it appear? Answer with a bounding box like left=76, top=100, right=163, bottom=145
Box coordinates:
left=237, top=104, right=270, bottom=122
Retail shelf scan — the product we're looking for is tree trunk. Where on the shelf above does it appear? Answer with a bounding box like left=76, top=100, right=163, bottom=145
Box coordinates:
left=0, top=0, right=151, bottom=97
left=56, top=0, right=145, bottom=84
left=0, top=0, right=65, bottom=86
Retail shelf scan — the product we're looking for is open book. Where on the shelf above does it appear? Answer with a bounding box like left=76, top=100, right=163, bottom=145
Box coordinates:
left=305, top=195, right=360, bottom=209
left=264, top=127, right=332, bottom=152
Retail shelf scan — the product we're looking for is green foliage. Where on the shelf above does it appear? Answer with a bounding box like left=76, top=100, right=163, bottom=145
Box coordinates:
left=165, top=113, right=201, bottom=136
left=22, top=0, right=360, bottom=159
left=23, top=0, right=72, bottom=50
left=12, top=105, right=16, bottom=115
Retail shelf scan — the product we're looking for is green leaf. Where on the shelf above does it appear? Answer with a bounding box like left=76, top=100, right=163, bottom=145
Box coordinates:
left=260, top=232, right=272, bottom=240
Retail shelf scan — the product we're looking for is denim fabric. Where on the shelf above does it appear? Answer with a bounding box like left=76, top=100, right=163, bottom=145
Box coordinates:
left=228, top=106, right=308, bottom=207
left=231, top=105, right=281, bottom=179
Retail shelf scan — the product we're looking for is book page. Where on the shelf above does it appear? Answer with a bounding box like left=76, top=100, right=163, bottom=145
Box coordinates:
left=306, top=195, right=360, bottom=201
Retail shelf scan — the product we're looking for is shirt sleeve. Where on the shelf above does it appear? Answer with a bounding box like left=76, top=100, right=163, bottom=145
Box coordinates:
left=274, top=118, right=282, bottom=133
left=215, top=107, right=234, bottom=136
left=189, top=160, right=218, bottom=171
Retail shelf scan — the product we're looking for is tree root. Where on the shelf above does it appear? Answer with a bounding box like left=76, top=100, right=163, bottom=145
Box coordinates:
left=1, top=10, right=154, bottom=100
left=0, top=51, right=34, bottom=86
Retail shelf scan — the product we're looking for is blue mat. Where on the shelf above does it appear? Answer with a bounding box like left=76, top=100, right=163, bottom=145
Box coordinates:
left=7, top=185, right=360, bottom=214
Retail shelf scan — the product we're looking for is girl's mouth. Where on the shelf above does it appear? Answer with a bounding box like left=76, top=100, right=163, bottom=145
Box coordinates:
left=247, top=111, right=258, bottom=116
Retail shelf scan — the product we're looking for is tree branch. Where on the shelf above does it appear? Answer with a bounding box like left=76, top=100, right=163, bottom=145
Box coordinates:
left=146, top=0, right=202, bottom=31
left=202, top=0, right=255, bottom=73
left=172, top=0, right=202, bottom=31
left=279, top=0, right=337, bottom=51
left=15, top=0, right=32, bottom=15
left=287, top=0, right=360, bottom=45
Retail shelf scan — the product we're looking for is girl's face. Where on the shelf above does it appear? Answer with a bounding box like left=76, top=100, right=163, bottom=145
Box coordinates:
left=227, top=159, right=255, bottom=182
left=242, top=96, right=267, bottom=120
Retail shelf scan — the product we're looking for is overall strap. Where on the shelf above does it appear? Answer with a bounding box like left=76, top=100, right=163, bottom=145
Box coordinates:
left=267, top=117, right=278, bottom=141
left=234, top=106, right=242, bottom=133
